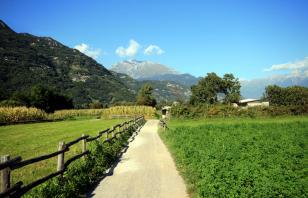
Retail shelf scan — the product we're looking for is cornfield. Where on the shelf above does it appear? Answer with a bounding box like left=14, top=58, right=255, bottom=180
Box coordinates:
left=101, top=106, right=156, bottom=118
left=50, top=109, right=105, bottom=120
left=0, top=106, right=156, bottom=124
left=0, top=107, right=47, bottom=123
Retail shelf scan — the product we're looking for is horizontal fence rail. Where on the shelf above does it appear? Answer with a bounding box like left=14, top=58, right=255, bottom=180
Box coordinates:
left=0, top=116, right=145, bottom=198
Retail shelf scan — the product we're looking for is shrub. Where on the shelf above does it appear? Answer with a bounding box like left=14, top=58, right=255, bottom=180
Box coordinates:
left=171, top=103, right=308, bottom=119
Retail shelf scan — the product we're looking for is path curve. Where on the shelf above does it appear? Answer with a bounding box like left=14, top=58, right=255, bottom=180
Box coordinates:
left=90, top=119, right=188, bottom=198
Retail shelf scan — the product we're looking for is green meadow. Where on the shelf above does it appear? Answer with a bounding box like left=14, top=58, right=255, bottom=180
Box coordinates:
left=0, top=118, right=126, bottom=185
left=161, top=116, right=308, bottom=197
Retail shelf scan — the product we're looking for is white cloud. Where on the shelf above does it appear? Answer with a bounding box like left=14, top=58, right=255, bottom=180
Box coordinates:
left=115, top=39, right=140, bottom=57
left=74, top=43, right=101, bottom=59
left=265, top=57, right=308, bottom=71
left=144, top=45, right=164, bottom=55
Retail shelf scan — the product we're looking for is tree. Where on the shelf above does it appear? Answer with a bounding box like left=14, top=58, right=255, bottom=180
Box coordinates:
left=29, top=85, right=73, bottom=113
left=264, top=85, right=308, bottom=106
left=190, top=72, right=241, bottom=105
left=136, top=84, right=157, bottom=107
left=89, top=100, right=104, bottom=109
left=222, top=73, right=241, bottom=103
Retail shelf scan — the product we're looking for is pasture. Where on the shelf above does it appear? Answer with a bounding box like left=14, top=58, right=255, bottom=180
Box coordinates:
left=0, top=118, right=126, bottom=185
left=161, top=116, right=308, bottom=197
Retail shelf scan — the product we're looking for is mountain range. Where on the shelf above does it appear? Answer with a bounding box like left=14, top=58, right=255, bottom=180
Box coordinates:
left=111, top=59, right=308, bottom=99
left=0, top=20, right=190, bottom=106
left=1, top=19, right=307, bottom=107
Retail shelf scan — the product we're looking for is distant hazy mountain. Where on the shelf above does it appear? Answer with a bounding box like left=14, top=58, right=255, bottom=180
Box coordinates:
left=110, top=60, right=200, bottom=86
left=110, top=60, right=178, bottom=79
left=241, top=75, right=308, bottom=99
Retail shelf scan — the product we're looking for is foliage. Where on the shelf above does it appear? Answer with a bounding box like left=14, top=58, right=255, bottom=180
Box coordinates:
left=161, top=119, right=308, bottom=197
left=136, top=84, right=157, bottom=107
left=101, top=105, right=156, bottom=119
left=190, top=73, right=241, bottom=105
left=29, top=85, right=74, bottom=113
left=0, top=85, right=74, bottom=113
left=88, top=100, right=105, bottom=109
left=264, top=85, right=308, bottom=106
left=171, top=103, right=308, bottom=119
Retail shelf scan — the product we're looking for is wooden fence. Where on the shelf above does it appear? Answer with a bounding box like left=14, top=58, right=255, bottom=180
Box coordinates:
left=0, top=116, right=145, bottom=198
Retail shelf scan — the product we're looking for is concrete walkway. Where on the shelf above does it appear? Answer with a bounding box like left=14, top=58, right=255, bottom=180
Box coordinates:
left=89, top=119, right=188, bottom=198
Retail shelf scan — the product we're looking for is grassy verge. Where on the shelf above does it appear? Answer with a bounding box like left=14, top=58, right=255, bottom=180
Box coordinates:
left=160, top=116, right=308, bottom=197
left=24, top=121, right=145, bottom=197
left=0, top=118, right=127, bottom=185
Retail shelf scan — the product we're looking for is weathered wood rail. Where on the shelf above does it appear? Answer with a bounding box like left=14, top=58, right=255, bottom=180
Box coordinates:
left=0, top=116, right=145, bottom=198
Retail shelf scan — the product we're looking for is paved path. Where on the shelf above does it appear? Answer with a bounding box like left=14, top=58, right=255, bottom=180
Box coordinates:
left=90, top=119, right=188, bottom=198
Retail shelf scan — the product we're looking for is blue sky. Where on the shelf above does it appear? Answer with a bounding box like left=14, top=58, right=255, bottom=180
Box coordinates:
left=2, top=0, right=308, bottom=79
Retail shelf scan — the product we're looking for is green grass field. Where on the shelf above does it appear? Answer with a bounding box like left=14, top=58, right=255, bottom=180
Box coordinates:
left=161, top=116, right=308, bottom=197
left=0, top=118, right=127, bottom=185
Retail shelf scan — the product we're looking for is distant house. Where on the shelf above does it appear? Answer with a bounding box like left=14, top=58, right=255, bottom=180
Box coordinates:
left=233, top=99, right=269, bottom=108
left=162, top=106, right=171, bottom=119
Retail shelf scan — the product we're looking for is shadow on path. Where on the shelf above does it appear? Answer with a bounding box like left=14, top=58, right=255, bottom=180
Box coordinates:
left=85, top=127, right=141, bottom=198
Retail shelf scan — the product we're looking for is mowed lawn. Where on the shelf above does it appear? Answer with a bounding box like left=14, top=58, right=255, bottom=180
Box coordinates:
left=0, top=118, right=127, bottom=185
left=161, top=116, right=308, bottom=197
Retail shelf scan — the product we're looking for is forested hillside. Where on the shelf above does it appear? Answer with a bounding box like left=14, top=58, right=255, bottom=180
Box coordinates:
left=0, top=20, right=135, bottom=108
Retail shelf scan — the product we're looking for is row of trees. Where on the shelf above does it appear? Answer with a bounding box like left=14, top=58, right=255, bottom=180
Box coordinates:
left=264, top=85, right=308, bottom=106
left=1, top=85, right=73, bottom=113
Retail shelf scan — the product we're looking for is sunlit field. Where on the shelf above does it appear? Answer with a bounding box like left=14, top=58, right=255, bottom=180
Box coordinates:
left=161, top=116, right=308, bottom=197
left=0, top=118, right=126, bottom=185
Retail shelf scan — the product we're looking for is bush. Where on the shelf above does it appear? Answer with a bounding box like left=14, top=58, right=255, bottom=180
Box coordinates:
left=171, top=103, right=308, bottom=119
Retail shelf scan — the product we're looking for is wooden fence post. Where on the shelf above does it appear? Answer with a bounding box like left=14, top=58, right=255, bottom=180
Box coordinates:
left=81, top=134, right=87, bottom=160
left=118, top=125, right=121, bottom=136
left=106, top=130, right=109, bottom=141
left=111, top=126, right=115, bottom=138
left=57, top=142, right=65, bottom=172
left=1, top=155, right=10, bottom=193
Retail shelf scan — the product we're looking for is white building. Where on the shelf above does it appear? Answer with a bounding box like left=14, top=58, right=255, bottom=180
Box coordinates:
left=233, top=99, right=269, bottom=108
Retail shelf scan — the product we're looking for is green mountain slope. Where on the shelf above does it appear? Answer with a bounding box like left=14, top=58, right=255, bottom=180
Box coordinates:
left=112, top=72, right=191, bottom=102
left=0, top=20, right=135, bottom=107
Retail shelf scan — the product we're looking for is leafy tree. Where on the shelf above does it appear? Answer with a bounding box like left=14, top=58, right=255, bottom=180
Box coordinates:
left=136, top=84, right=157, bottom=107
left=222, top=73, right=241, bottom=103
left=264, top=85, right=308, bottom=106
left=190, top=73, right=241, bottom=105
left=89, top=100, right=104, bottom=109
left=29, top=85, right=73, bottom=113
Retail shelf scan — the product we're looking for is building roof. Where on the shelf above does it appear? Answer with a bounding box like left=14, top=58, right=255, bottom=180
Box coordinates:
left=162, top=106, right=172, bottom=110
left=239, top=99, right=260, bottom=104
